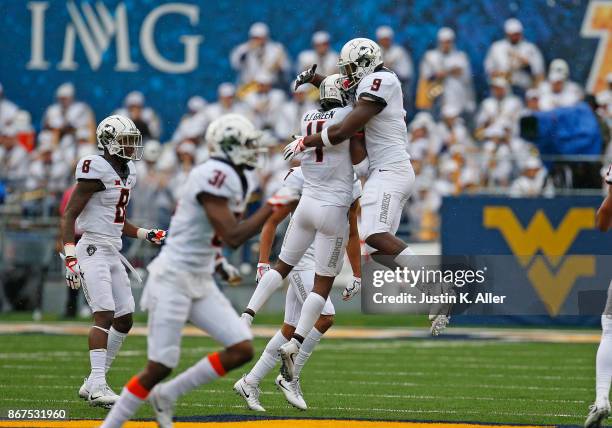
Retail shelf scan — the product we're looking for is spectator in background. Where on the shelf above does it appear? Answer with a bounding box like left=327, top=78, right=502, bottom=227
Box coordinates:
left=538, top=59, right=584, bottom=111
left=23, top=132, right=70, bottom=215
left=131, top=140, right=170, bottom=227
left=0, top=126, right=29, bottom=191
left=169, top=140, right=197, bottom=202
left=0, top=83, right=19, bottom=132
left=172, top=96, right=209, bottom=144
left=524, top=88, right=541, bottom=112
left=509, top=155, right=548, bottom=197
left=596, top=73, right=612, bottom=121
left=376, top=25, right=413, bottom=106
left=297, top=31, right=338, bottom=77
left=206, top=83, right=252, bottom=122
left=436, top=104, right=474, bottom=151
left=275, top=84, right=317, bottom=141
left=42, top=82, right=94, bottom=145
left=244, top=72, right=286, bottom=131
left=484, top=18, right=545, bottom=90
left=114, top=91, right=161, bottom=140
left=230, top=22, right=289, bottom=91
left=476, top=77, right=523, bottom=138
left=419, top=27, right=475, bottom=116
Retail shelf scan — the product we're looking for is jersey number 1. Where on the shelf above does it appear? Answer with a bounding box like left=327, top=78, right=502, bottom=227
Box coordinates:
left=306, top=120, right=325, bottom=162
left=114, top=189, right=130, bottom=223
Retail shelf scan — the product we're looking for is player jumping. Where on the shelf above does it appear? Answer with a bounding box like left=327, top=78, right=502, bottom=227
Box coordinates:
left=60, top=115, right=166, bottom=408
left=100, top=114, right=298, bottom=428
left=284, top=38, right=450, bottom=337
left=234, top=164, right=362, bottom=411
left=584, top=165, right=612, bottom=427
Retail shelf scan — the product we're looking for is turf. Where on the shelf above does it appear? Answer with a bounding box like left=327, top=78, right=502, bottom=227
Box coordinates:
left=0, top=332, right=598, bottom=426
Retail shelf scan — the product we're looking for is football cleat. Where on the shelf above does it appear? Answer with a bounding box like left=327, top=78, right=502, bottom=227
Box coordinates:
left=275, top=374, right=307, bottom=410
left=233, top=376, right=265, bottom=412
left=430, top=314, right=451, bottom=336
left=78, top=377, right=89, bottom=400
left=149, top=384, right=175, bottom=428
left=585, top=403, right=610, bottom=427
left=279, top=339, right=300, bottom=382
left=88, top=383, right=119, bottom=408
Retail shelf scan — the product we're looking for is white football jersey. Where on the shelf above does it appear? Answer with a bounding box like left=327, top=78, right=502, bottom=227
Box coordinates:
left=283, top=167, right=361, bottom=272
left=300, top=106, right=354, bottom=207
left=75, top=155, right=137, bottom=250
left=158, top=158, right=255, bottom=275
left=356, top=69, right=411, bottom=171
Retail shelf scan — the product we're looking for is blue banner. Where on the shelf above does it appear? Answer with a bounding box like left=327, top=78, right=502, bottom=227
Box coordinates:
left=441, top=196, right=612, bottom=326
left=0, top=0, right=606, bottom=139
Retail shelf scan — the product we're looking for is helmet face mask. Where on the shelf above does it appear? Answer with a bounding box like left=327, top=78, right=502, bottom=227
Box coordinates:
left=97, top=115, right=143, bottom=161
left=338, top=38, right=383, bottom=90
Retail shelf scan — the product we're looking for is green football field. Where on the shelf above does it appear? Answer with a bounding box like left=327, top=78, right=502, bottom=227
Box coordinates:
left=0, top=326, right=601, bottom=427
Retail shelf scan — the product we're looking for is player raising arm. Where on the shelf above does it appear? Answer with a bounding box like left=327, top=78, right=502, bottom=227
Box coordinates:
left=584, top=168, right=612, bottom=427
left=287, top=38, right=450, bottom=335
left=234, top=166, right=361, bottom=411
left=100, top=114, right=298, bottom=428
left=61, top=115, right=166, bottom=408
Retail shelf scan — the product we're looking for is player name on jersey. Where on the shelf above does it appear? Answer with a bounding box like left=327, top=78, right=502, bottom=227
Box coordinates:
left=302, top=110, right=337, bottom=122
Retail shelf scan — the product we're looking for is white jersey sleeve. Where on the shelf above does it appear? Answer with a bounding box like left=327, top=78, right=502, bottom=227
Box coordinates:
left=187, top=160, right=245, bottom=211
left=283, top=167, right=305, bottom=195
left=75, top=155, right=122, bottom=188
left=605, top=164, right=612, bottom=185
left=356, top=71, right=399, bottom=107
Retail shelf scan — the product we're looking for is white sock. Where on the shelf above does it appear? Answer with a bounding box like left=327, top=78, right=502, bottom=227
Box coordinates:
left=105, top=327, right=127, bottom=373
left=245, top=330, right=288, bottom=385
left=88, top=349, right=107, bottom=387
left=246, top=269, right=283, bottom=313
left=161, top=353, right=225, bottom=402
left=596, top=315, right=612, bottom=406
left=100, top=387, right=144, bottom=428
left=393, top=246, right=416, bottom=267
left=294, top=328, right=323, bottom=378
left=295, top=293, right=326, bottom=338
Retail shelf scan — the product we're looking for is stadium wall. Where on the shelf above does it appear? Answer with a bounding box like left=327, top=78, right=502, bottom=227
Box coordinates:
left=1, top=0, right=609, bottom=139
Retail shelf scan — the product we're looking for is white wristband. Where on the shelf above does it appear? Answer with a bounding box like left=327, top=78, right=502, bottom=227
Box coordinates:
left=64, top=243, right=76, bottom=258
left=321, top=127, right=332, bottom=148
left=136, top=228, right=149, bottom=240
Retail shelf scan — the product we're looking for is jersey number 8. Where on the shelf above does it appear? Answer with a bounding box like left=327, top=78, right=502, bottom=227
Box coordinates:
left=114, top=188, right=130, bottom=223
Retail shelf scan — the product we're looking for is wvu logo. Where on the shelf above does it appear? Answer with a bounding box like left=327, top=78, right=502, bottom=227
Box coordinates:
left=484, top=207, right=596, bottom=316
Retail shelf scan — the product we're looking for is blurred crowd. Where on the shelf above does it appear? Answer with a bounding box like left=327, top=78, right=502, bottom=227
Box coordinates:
left=1, top=19, right=612, bottom=241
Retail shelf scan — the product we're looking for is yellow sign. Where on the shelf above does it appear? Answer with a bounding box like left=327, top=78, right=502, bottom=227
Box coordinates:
left=484, top=207, right=596, bottom=316
left=581, top=0, right=612, bottom=93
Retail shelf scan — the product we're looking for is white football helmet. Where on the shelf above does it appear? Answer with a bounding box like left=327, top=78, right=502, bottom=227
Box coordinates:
left=206, top=114, right=263, bottom=168
left=337, top=38, right=383, bottom=90
left=319, top=73, right=346, bottom=110
left=96, top=115, right=143, bottom=161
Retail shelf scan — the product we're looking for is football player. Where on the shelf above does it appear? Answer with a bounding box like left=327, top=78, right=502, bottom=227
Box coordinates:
left=234, top=164, right=361, bottom=411
left=60, top=115, right=166, bottom=407
left=100, top=114, right=298, bottom=428
left=585, top=165, right=612, bottom=427
left=287, top=38, right=450, bottom=336
left=238, top=74, right=361, bottom=385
